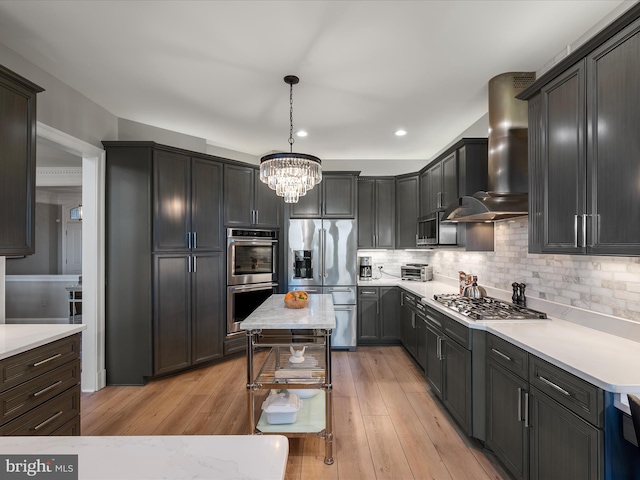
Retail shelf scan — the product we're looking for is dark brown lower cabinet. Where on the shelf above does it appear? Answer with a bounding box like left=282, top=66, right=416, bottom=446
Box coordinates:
left=154, top=252, right=224, bottom=377
left=530, top=386, right=601, bottom=480
left=0, top=334, right=81, bottom=436
left=441, top=336, right=471, bottom=433
left=485, top=334, right=603, bottom=480
left=423, top=303, right=471, bottom=435
left=357, top=287, right=401, bottom=345
left=486, top=359, right=529, bottom=480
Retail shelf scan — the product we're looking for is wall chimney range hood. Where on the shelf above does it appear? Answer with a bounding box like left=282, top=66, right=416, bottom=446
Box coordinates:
left=442, top=72, right=535, bottom=222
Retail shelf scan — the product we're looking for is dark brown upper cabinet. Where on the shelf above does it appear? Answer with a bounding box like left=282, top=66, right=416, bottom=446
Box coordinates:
left=525, top=13, right=640, bottom=256
left=420, top=152, right=457, bottom=216
left=223, top=164, right=282, bottom=227
left=0, top=66, right=44, bottom=256
left=290, top=172, right=358, bottom=219
left=357, top=177, right=395, bottom=249
left=395, top=173, right=419, bottom=248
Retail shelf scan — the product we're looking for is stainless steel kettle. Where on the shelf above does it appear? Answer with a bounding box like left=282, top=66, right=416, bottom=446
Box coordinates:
left=463, top=276, right=486, bottom=298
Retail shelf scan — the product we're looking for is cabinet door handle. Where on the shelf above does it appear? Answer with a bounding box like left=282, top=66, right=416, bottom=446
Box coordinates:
left=187, top=232, right=192, bottom=249
left=32, top=353, right=62, bottom=367
left=582, top=214, right=588, bottom=248
left=193, top=232, right=197, bottom=249
left=437, top=336, right=443, bottom=360
left=491, top=348, right=512, bottom=362
left=188, top=256, right=192, bottom=273
left=33, top=380, right=63, bottom=397
left=574, top=214, right=579, bottom=248
left=33, top=411, right=63, bottom=431
left=524, top=392, right=530, bottom=427
left=538, top=375, right=570, bottom=396
left=411, top=315, right=415, bottom=329
left=517, top=387, right=523, bottom=422
left=255, top=210, right=259, bottom=225
left=193, top=255, right=197, bottom=273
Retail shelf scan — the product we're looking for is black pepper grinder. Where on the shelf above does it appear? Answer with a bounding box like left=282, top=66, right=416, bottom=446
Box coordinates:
left=512, top=282, right=520, bottom=304
left=519, top=283, right=527, bottom=307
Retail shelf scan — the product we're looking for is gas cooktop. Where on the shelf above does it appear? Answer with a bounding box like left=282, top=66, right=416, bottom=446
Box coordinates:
left=433, top=294, right=548, bottom=320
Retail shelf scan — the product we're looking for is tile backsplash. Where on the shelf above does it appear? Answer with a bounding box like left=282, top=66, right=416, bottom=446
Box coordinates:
left=361, top=217, right=640, bottom=325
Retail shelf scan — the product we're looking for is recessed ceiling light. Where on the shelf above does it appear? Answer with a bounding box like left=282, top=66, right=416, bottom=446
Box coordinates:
left=296, top=130, right=308, bottom=137
left=395, top=129, right=407, bottom=136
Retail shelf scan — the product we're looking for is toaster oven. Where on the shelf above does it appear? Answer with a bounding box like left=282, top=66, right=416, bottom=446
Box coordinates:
left=401, top=264, right=433, bottom=282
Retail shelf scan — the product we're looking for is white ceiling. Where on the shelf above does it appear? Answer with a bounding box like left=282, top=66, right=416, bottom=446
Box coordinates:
left=0, top=0, right=632, bottom=162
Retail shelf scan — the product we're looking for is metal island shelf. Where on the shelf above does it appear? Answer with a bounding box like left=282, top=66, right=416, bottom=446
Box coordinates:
left=241, top=294, right=336, bottom=465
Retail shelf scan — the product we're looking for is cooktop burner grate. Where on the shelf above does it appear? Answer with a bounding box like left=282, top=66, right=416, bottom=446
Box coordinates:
left=433, top=294, right=547, bottom=320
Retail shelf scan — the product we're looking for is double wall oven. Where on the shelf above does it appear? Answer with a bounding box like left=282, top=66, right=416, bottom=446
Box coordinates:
left=226, top=228, right=278, bottom=336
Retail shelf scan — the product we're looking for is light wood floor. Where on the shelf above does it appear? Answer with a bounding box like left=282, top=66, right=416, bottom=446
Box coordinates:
left=81, top=346, right=508, bottom=480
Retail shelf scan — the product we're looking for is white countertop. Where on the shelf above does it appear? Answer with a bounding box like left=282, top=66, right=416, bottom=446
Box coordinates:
left=0, top=435, right=289, bottom=480
left=241, top=294, right=336, bottom=330
left=359, top=277, right=640, bottom=409
left=0, top=324, right=86, bottom=360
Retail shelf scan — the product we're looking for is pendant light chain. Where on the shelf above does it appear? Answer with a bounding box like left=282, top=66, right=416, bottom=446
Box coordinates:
left=259, top=74, right=322, bottom=203
left=289, top=81, right=294, bottom=153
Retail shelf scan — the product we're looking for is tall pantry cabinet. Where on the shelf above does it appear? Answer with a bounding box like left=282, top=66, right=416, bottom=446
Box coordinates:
left=104, top=142, right=224, bottom=385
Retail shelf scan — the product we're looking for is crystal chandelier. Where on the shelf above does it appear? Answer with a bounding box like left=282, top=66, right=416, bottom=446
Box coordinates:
left=260, top=75, right=322, bottom=203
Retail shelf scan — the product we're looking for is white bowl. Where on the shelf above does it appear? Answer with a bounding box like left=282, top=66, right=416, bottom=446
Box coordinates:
left=289, top=388, right=319, bottom=399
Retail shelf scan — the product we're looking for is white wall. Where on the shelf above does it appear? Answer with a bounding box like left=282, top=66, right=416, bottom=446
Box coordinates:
left=0, top=44, right=118, bottom=149
left=118, top=118, right=207, bottom=153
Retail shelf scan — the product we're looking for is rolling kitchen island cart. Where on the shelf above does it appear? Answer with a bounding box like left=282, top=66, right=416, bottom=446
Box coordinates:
left=241, top=294, right=336, bottom=465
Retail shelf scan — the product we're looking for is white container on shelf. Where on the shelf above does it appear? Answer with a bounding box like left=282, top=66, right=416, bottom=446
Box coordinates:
left=262, top=392, right=302, bottom=424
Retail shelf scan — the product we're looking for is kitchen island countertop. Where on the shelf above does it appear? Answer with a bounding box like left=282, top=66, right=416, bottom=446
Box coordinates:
left=0, top=324, right=86, bottom=360
left=240, top=294, right=336, bottom=330
left=0, top=435, right=289, bottom=480
left=359, top=277, right=640, bottom=409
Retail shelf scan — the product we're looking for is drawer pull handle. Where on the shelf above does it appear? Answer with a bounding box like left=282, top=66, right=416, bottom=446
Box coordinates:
left=426, top=315, right=441, bottom=327
left=538, top=375, right=570, bottom=396
left=33, top=380, right=63, bottom=397
left=32, top=353, right=62, bottom=367
left=491, top=348, right=512, bottom=362
left=33, top=411, right=63, bottom=431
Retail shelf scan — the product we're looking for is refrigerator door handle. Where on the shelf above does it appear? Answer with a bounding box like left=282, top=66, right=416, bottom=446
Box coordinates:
left=322, top=229, right=328, bottom=278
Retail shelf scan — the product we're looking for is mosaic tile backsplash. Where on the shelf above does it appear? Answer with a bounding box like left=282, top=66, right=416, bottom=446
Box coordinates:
left=359, top=216, right=640, bottom=324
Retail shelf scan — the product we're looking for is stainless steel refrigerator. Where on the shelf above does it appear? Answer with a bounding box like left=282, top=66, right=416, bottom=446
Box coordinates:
left=287, top=219, right=357, bottom=350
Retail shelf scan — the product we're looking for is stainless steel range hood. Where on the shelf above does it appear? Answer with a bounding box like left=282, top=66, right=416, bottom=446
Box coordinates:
left=443, top=72, right=535, bottom=222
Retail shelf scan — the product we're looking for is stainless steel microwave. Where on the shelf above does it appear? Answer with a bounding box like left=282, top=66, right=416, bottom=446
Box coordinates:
left=417, top=212, right=457, bottom=246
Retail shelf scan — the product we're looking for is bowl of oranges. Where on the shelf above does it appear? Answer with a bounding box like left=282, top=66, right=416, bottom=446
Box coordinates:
left=284, top=290, right=309, bottom=309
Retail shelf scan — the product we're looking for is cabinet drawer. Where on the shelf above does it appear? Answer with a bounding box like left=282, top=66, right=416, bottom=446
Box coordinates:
left=443, top=317, right=470, bottom=349
left=423, top=305, right=445, bottom=330
left=0, top=334, right=81, bottom=393
left=401, top=291, right=417, bottom=307
left=51, top=415, right=81, bottom=436
left=0, top=385, right=81, bottom=436
left=529, top=356, right=603, bottom=427
left=487, top=334, right=528, bottom=379
left=0, top=359, right=81, bottom=425
left=358, top=287, right=379, bottom=298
